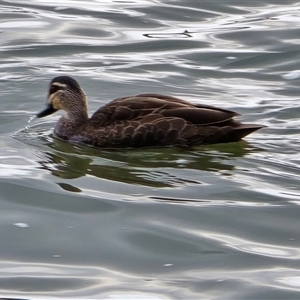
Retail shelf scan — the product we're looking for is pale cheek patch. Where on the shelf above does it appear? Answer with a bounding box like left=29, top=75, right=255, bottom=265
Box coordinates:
left=50, top=94, right=64, bottom=110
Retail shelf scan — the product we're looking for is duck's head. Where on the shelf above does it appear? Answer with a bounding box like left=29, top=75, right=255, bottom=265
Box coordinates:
left=37, top=76, right=88, bottom=119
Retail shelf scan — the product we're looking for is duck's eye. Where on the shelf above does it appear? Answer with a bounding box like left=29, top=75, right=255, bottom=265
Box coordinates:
left=49, top=84, right=64, bottom=95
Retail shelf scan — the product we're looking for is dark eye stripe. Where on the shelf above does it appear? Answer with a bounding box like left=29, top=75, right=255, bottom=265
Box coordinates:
left=49, top=84, right=64, bottom=95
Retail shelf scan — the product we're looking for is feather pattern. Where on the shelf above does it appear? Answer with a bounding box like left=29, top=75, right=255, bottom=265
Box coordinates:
left=36, top=76, right=265, bottom=148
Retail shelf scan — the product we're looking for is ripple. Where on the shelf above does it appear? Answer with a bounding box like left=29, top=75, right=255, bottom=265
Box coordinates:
left=1, top=0, right=300, bottom=299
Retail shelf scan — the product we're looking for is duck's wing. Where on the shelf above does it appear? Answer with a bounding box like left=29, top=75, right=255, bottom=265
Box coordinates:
left=89, top=94, right=238, bottom=127
left=136, top=93, right=238, bottom=115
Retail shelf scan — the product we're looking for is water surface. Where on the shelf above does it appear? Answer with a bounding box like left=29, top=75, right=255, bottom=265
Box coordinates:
left=1, top=0, right=300, bottom=299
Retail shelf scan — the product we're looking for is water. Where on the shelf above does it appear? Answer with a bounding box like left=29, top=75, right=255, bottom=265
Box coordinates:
left=1, top=0, right=300, bottom=299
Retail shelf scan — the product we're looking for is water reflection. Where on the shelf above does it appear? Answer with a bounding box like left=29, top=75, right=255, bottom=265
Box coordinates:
left=36, top=136, right=256, bottom=189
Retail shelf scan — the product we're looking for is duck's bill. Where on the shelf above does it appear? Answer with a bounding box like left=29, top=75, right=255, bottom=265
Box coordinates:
left=36, top=103, right=57, bottom=118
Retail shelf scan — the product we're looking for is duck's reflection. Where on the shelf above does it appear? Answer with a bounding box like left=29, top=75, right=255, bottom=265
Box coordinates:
left=38, top=137, right=258, bottom=191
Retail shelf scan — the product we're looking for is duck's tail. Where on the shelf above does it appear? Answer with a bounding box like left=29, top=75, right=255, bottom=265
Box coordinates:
left=229, top=124, right=266, bottom=142
left=188, top=123, right=265, bottom=145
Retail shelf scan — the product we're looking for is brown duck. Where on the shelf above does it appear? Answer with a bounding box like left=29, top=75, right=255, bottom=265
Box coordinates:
left=36, top=76, right=264, bottom=148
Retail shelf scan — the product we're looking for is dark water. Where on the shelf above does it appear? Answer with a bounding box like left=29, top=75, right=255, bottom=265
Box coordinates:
left=1, top=0, right=300, bottom=299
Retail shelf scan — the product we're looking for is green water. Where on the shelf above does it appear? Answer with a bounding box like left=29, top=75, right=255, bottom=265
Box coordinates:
left=1, top=0, right=300, bottom=299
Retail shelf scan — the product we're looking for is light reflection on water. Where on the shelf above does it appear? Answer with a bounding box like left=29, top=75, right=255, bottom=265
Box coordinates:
left=1, top=0, right=300, bottom=299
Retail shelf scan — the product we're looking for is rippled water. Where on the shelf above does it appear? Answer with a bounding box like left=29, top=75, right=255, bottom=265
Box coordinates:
left=1, top=0, right=300, bottom=299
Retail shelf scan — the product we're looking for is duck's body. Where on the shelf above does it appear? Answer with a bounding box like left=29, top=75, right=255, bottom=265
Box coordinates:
left=37, top=76, right=264, bottom=148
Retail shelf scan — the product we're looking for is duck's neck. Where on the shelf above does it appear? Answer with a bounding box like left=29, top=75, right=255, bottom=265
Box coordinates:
left=55, top=110, right=89, bottom=140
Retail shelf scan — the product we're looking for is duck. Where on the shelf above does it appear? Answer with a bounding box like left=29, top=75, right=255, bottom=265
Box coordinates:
left=36, top=76, right=264, bottom=148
